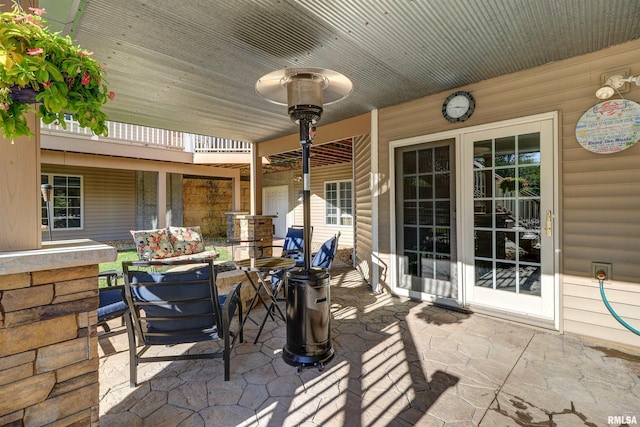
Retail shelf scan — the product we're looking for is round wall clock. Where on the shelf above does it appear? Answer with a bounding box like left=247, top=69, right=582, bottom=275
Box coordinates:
left=442, top=91, right=475, bottom=123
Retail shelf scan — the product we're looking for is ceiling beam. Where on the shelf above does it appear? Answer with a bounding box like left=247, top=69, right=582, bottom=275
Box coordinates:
left=257, top=113, right=370, bottom=157
left=42, top=150, right=240, bottom=179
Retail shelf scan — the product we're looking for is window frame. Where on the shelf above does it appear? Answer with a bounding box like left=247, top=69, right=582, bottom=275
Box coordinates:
left=41, top=173, right=84, bottom=231
left=324, top=179, right=353, bottom=226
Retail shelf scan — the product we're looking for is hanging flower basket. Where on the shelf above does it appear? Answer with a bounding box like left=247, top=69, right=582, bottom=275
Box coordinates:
left=8, top=85, right=40, bottom=103
left=0, top=3, right=114, bottom=140
left=498, top=176, right=529, bottom=194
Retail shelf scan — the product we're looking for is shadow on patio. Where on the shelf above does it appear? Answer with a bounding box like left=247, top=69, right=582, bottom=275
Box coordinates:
left=98, top=266, right=640, bottom=426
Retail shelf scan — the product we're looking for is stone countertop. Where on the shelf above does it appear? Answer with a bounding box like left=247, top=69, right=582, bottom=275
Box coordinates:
left=0, top=239, right=117, bottom=275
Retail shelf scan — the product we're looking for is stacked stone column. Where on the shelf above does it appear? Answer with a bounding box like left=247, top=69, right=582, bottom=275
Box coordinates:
left=233, top=215, right=275, bottom=259
left=0, top=242, right=115, bottom=426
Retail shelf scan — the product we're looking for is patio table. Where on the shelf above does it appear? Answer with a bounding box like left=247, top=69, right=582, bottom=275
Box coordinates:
left=235, top=256, right=296, bottom=343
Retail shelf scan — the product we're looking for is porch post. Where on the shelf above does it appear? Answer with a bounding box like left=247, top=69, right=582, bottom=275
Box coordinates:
left=0, top=105, right=41, bottom=251
left=370, top=109, right=380, bottom=293
left=232, top=169, right=241, bottom=211
left=157, top=171, right=167, bottom=227
left=250, top=142, right=263, bottom=215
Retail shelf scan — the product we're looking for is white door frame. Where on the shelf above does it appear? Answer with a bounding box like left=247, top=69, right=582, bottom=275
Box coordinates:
left=262, top=185, right=289, bottom=237
left=389, top=111, right=560, bottom=330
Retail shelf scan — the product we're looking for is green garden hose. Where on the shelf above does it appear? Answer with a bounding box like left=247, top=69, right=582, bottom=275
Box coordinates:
left=599, top=277, right=640, bottom=336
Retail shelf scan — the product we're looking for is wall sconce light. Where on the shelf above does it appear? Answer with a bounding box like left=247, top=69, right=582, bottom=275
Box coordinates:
left=596, top=74, right=640, bottom=99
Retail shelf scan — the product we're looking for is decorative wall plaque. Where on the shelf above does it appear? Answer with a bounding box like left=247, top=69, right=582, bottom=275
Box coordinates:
left=575, top=100, right=640, bottom=154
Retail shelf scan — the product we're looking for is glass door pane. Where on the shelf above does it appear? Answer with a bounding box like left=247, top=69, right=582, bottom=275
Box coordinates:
left=465, top=117, right=555, bottom=322
left=473, top=132, right=541, bottom=295
left=396, top=141, right=457, bottom=298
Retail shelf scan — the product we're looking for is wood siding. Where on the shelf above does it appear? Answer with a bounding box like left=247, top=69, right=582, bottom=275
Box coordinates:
left=41, top=165, right=136, bottom=242
left=376, top=39, right=640, bottom=348
left=354, top=134, right=373, bottom=284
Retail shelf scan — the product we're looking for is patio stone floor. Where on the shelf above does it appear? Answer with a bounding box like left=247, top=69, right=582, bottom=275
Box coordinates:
left=98, top=266, right=640, bottom=426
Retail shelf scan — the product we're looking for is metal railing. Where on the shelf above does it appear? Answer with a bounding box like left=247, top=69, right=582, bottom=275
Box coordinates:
left=40, top=118, right=251, bottom=154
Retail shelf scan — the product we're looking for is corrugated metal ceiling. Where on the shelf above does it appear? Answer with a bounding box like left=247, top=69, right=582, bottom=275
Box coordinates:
left=39, top=0, right=640, bottom=144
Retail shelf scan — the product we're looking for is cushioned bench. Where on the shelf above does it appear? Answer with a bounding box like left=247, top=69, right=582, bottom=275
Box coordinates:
left=130, top=226, right=219, bottom=261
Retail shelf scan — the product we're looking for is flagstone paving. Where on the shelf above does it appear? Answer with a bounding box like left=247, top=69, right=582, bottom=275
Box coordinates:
left=98, top=266, right=640, bottom=426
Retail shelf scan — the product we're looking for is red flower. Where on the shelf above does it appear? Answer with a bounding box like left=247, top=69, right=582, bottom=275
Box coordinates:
left=28, top=7, right=46, bottom=16
left=108, top=91, right=116, bottom=101
left=43, top=81, right=51, bottom=88
left=27, top=48, right=44, bottom=56
left=81, top=72, right=91, bottom=85
left=25, top=15, right=43, bottom=26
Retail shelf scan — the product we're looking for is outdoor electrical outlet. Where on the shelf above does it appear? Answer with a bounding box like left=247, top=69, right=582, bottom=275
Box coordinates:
left=592, top=262, right=612, bottom=282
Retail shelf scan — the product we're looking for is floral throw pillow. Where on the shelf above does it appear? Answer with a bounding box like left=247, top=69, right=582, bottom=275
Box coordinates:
left=131, top=228, right=174, bottom=260
left=169, top=226, right=205, bottom=256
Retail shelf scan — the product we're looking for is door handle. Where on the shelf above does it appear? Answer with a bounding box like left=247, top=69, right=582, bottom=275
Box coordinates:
left=545, top=210, right=552, bottom=236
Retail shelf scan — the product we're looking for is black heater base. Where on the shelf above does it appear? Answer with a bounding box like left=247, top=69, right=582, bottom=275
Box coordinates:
left=282, top=344, right=335, bottom=372
left=282, top=268, right=334, bottom=372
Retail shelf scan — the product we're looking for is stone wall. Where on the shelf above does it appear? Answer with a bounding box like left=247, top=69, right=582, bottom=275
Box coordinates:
left=0, top=265, right=101, bottom=426
left=183, top=178, right=250, bottom=238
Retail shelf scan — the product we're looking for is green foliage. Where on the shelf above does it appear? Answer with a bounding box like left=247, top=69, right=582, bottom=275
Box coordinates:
left=0, top=2, right=113, bottom=140
left=99, top=249, right=138, bottom=275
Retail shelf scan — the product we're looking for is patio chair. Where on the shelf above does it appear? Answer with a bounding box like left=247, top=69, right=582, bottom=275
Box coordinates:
left=259, top=225, right=311, bottom=265
left=122, top=258, right=243, bottom=387
left=310, top=231, right=341, bottom=271
left=97, top=285, right=129, bottom=337
left=269, top=231, right=341, bottom=296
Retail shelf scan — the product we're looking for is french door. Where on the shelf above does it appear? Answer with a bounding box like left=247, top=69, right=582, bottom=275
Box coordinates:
left=392, top=115, right=557, bottom=324
left=395, top=140, right=458, bottom=300
left=462, top=119, right=555, bottom=321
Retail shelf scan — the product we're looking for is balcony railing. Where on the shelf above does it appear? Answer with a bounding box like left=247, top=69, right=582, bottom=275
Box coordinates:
left=192, top=135, right=251, bottom=153
left=41, top=118, right=251, bottom=154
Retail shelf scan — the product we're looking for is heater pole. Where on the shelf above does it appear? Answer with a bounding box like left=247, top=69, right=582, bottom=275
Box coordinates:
left=300, top=119, right=313, bottom=271
left=256, top=67, right=351, bottom=372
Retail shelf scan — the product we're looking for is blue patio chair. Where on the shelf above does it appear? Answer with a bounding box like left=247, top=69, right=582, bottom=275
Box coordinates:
left=310, top=231, right=341, bottom=270
left=269, top=231, right=341, bottom=291
left=97, top=286, right=128, bottom=336
left=122, top=258, right=243, bottom=387
left=259, top=226, right=311, bottom=265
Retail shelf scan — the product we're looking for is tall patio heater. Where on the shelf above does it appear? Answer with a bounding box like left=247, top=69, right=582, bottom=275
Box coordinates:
left=256, top=68, right=352, bottom=370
